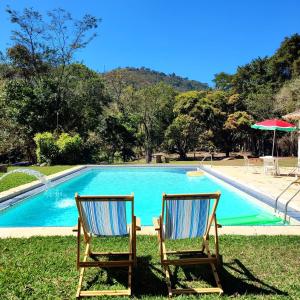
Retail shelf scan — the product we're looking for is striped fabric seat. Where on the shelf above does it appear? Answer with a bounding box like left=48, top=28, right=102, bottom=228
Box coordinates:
left=80, top=200, right=128, bottom=236
left=165, top=198, right=210, bottom=240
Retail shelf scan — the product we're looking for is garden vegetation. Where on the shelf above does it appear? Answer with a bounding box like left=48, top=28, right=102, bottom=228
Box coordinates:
left=1, top=7, right=300, bottom=164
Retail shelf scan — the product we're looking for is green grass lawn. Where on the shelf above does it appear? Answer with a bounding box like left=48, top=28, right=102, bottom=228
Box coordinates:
left=0, top=235, right=299, bottom=299
left=0, top=165, right=73, bottom=193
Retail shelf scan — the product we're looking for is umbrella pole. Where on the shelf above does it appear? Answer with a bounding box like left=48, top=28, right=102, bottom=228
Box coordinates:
left=272, top=130, right=276, bottom=156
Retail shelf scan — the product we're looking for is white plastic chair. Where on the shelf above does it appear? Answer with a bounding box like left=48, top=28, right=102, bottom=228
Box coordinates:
left=261, top=156, right=279, bottom=175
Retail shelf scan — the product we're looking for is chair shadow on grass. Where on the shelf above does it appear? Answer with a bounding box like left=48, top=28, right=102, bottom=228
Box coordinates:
left=84, top=254, right=130, bottom=290
left=84, top=254, right=167, bottom=297
left=177, top=255, right=287, bottom=297
left=220, top=259, right=288, bottom=297
left=83, top=254, right=288, bottom=298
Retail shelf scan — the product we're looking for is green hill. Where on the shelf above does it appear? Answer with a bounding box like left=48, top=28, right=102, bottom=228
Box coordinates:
left=102, top=67, right=208, bottom=91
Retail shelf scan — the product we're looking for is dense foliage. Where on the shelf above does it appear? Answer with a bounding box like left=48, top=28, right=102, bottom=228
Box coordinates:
left=34, top=132, right=83, bottom=164
left=1, top=7, right=300, bottom=164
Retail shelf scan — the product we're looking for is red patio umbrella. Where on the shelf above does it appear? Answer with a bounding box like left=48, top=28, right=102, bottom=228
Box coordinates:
left=251, top=119, right=297, bottom=156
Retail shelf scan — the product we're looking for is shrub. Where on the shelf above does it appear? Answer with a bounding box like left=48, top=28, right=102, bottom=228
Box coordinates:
left=34, top=132, right=59, bottom=165
left=34, top=132, right=83, bottom=164
left=82, top=132, right=103, bottom=163
left=56, top=133, right=83, bottom=164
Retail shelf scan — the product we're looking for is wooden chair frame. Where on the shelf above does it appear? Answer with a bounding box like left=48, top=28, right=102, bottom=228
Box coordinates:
left=153, top=192, right=223, bottom=297
left=75, top=193, right=141, bottom=298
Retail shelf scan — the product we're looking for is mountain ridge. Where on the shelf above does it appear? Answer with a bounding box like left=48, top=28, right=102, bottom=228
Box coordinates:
left=102, top=67, right=208, bottom=91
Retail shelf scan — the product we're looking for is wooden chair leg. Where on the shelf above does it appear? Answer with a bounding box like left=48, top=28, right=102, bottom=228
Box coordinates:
left=77, top=243, right=90, bottom=298
left=164, top=265, right=173, bottom=297
left=76, top=266, right=85, bottom=299
left=210, top=263, right=223, bottom=292
left=133, top=216, right=137, bottom=267
left=77, top=218, right=81, bottom=270
left=128, top=263, right=132, bottom=295
left=213, top=214, right=220, bottom=261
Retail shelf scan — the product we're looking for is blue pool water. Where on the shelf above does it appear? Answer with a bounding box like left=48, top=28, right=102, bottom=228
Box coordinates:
left=0, top=167, right=283, bottom=226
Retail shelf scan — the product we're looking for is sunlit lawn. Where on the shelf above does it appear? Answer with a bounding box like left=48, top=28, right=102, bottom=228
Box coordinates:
left=0, top=235, right=299, bottom=299
left=0, top=165, right=73, bottom=193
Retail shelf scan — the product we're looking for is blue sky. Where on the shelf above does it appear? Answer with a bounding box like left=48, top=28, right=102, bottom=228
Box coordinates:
left=0, top=0, right=299, bottom=85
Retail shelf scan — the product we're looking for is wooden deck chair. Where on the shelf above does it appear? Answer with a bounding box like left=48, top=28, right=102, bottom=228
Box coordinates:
left=153, top=192, right=223, bottom=297
left=75, top=193, right=140, bottom=299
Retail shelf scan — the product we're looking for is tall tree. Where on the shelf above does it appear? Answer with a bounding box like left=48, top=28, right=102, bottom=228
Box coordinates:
left=5, top=7, right=100, bottom=127
left=1, top=7, right=103, bottom=161
left=275, top=77, right=300, bottom=114
left=121, top=83, right=176, bottom=163
left=164, top=114, right=200, bottom=159
left=271, top=34, right=300, bottom=80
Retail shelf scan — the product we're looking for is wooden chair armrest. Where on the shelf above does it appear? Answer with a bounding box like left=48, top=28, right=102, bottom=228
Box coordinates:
left=152, top=217, right=160, bottom=231
left=135, top=217, right=141, bottom=231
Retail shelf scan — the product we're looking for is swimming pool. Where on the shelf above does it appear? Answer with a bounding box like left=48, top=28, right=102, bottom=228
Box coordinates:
left=0, top=167, right=283, bottom=226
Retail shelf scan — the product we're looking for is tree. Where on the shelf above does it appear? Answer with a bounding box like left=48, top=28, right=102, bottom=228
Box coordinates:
left=275, top=77, right=300, bottom=114
left=6, top=7, right=100, bottom=124
left=213, top=72, right=234, bottom=90
left=3, top=8, right=101, bottom=118
left=96, top=115, right=136, bottom=163
left=5, top=7, right=99, bottom=73
left=164, top=115, right=200, bottom=159
left=223, top=111, right=254, bottom=151
left=104, top=69, right=131, bottom=104
left=271, top=34, right=300, bottom=80
left=57, top=64, right=110, bottom=136
left=232, top=34, right=300, bottom=121
left=1, top=7, right=103, bottom=161
left=119, top=83, right=175, bottom=163
left=172, top=89, right=253, bottom=156
left=4, top=64, right=109, bottom=137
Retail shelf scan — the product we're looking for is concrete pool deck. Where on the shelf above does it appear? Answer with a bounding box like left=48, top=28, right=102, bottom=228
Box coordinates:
left=0, top=164, right=299, bottom=238
left=207, top=165, right=300, bottom=213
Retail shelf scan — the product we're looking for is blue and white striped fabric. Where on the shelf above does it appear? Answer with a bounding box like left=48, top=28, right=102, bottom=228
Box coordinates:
left=80, top=200, right=128, bottom=236
left=165, top=199, right=210, bottom=240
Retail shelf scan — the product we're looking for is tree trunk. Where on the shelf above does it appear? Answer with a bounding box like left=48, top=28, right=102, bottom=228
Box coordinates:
left=179, top=150, right=187, bottom=160
left=145, top=148, right=152, bottom=163
left=26, top=139, right=36, bottom=163
left=144, top=123, right=152, bottom=163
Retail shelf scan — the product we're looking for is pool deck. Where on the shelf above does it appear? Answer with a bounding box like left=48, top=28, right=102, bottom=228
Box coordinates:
left=0, top=164, right=300, bottom=238
left=206, top=165, right=300, bottom=213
